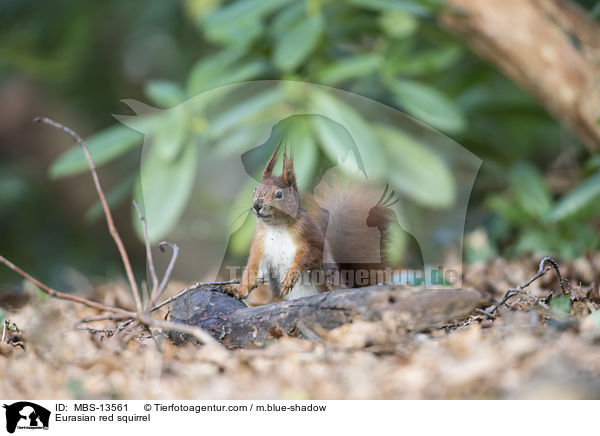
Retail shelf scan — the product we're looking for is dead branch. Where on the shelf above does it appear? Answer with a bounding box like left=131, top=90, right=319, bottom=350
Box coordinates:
left=77, top=313, right=136, bottom=324
left=440, top=0, right=600, bottom=150
left=150, top=280, right=239, bottom=312
left=480, top=256, right=568, bottom=318
left=149, top=241, right=179, bottom=310
left=15, top=117, right=221, bottom=347
left=139, top=314, right=222, bottom=347
left=133, top=200, right=159, bottom=304
left=0, top=254, right=135, bottom=316
left=34, top=116, right=143, bottom=312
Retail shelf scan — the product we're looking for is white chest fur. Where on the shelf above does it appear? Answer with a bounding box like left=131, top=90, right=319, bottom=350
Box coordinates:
left=260, top=225, right=297, bottom=278
left=259, top=225, right=320, bottom=300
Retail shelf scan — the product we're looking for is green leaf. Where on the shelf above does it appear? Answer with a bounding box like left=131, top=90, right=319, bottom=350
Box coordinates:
left=389, top=45, right=462, bottom=75
left=546, top=171, right=600, bottom=222
left=512, top=228, right=557, bottom=257
left=202, top=0, right=291, bottom=45
left=208, top=88, right=284, bottom=139
left=187, top=52, right=268, bottom=96
left=135, top=140, right=199, bottom=242
left=186, top=46, right=246, bottom=94
left=270, top=3, right=305, bottom=38
left=390, top=79, right=466, bottom=134
left=154, top=107, right=190, bottom=162
left=311, top=114, right=363, bottom=175
left=374, top=124, right=456, bottom=208
left=485, top=192, right=527, bottom=225
left=317, top=54, right=382, bottom=86
left=144, top=80, right=186, bottom=108
left=50, top=116, right=156, bottom=179
left=508, top=162, right=551, bottom=219
left=345, top=0, right=430, bottom=16
left=309, top=91, right=387, bottom=179
left=273, top=14, right=323, bottom=72
left=486, top=193, right=527, bottom=226
left=550, top=295, right=571, bottom=317
left=378, top=10, right=418, bottom=39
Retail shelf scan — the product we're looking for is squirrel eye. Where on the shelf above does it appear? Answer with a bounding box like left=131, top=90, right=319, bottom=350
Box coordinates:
left=275, top=190, right=283, bottom=199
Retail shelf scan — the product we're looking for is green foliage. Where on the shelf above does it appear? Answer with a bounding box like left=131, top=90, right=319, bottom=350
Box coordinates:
left=50, top=116, right=156, bottom=179
left=487, top=160, right=600, bottom=259
left=550, top=295, right=572, bottom=318
left=390, top=79, right=465, bottom=134
left=134, top=137, right=199, bottom=243
left=508, top=162, right=551, bottom=219
left=375, top=124, right=455, bottom=207
left=273, top=14, right=323, bottom=72
left=2, top=0, right=597, bottom=267
left=546, top=171, right=600, bottom=222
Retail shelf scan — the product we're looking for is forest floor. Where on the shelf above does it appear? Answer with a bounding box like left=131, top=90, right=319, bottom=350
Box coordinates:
left=1, top=256, right=600, bottom=400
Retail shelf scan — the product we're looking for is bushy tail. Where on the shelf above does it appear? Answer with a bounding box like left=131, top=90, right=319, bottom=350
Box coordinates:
left=306, top=171, right=384, bottom=268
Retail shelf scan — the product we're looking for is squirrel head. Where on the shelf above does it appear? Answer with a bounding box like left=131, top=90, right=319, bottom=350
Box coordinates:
left=252, top=145, right=300, bottom=225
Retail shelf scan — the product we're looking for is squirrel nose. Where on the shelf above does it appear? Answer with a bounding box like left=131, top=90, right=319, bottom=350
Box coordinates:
left=253, top=200, right=263, bottom=212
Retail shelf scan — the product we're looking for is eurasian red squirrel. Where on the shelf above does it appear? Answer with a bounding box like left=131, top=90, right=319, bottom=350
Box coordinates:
left=234, top=144, right=423, bottom=301
left=235, top=145, right=328, bottom=300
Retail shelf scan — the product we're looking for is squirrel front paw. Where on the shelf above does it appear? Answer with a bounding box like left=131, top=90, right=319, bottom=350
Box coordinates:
left=232, top=283, right=250, bottom=300
left=281, top=269, right=300, bottom=295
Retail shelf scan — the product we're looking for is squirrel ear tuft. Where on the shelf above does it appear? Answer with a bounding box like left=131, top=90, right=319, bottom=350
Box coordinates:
left=282, top=149, right=296, bottom=187
left=262, top=144, right=281, bottom=180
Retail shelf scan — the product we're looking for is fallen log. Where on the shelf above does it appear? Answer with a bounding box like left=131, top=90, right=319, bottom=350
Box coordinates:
left=169, top=285, right=482, bottom=348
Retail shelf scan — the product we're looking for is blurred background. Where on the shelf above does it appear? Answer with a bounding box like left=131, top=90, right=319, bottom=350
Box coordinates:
left=1, top=0, right=599, bottom=294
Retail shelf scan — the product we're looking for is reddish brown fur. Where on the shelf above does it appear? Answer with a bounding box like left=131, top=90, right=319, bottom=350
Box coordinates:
left=236, top=146, right=327, bottom=299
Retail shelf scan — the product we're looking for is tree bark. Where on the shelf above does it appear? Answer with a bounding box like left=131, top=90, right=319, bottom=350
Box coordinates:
left=169, top=285, right=482, bottom=348
left=440, top=0, right=600, bottom=150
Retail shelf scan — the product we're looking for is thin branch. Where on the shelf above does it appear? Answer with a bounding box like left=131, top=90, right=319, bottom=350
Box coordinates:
left=138, top=314, right=223, bottom=347
left=481, top=256, right=567, bottom=318
left=114, top=319, right=135, bottom=337
left=540, top=256, right=571, bottom=294
left=0, top=254, right=135, bottom=316
left=34, top=116, right=143, bottom=313
left=133, top=200, right=159, bottom=305
left=475, top=308, right=497, bottom=319
left=72, top=326, right=114, bottom=335
left=151, top=280, right=239, bottom=313
left=77, top=313, right=135, bottom=324
left=147, top=241, right=179, bottom=311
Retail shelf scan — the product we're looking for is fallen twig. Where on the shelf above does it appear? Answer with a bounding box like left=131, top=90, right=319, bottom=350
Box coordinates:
left=480, top=256, right=568, bottom=319
left=78, top=313, right=136, bottom=324
left=139, top=315, right=221, bottom=347
left=0, top=254, right=135, bottom=316
left=150, top=280, right=239, bottom=313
